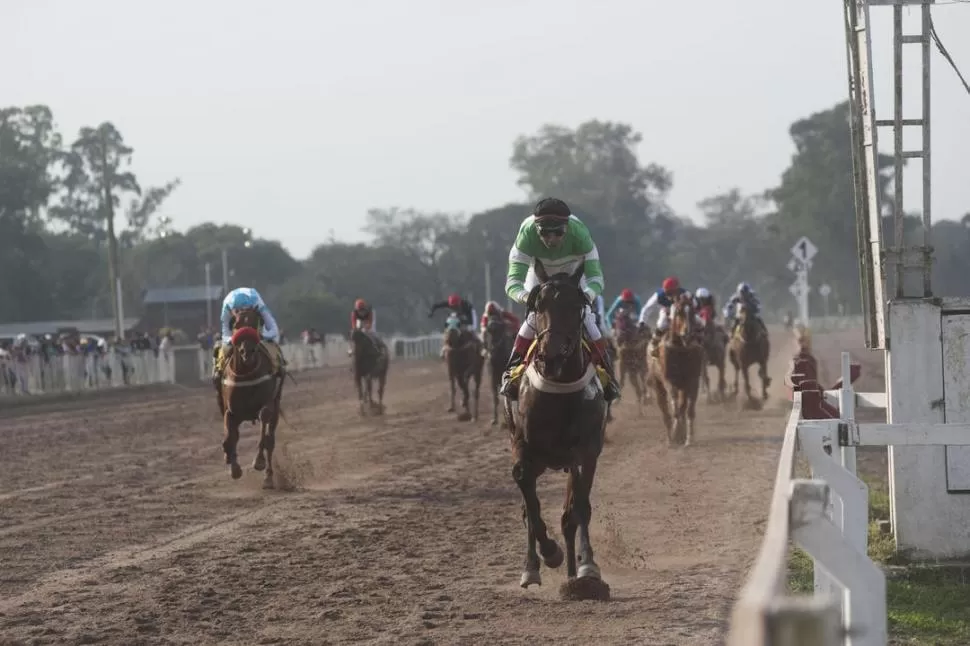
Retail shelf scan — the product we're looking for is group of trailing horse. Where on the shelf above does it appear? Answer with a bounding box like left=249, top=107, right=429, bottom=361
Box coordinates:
left=605, top=294, right=772, bottom=446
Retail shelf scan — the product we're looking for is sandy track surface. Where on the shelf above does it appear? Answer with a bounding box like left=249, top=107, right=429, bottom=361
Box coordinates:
left=1, top=330, right=815, bottom=646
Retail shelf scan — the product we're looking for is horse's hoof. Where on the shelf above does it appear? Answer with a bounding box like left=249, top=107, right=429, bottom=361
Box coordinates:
left=252, top=455, right=266, bottom=471
left=446, top=406, right=456, bottom=413
left=230, top=463, right=243, bottom=480
left=457, top=411, right=472, bottom=422
left=520, top=570, right=542, bottom=588
left=559, top=573, right=611, bottom=601
left=262, top=476, right=275, bottom=490
left=491, top=418, right=498, bottom=426
left=541, top=542, right=564, bottom=569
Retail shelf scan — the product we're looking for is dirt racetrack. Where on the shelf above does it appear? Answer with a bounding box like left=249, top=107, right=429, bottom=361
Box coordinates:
left=0, top=328, right=838, bottom=646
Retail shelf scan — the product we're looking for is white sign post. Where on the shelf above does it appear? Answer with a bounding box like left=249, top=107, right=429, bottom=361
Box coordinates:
left=788, top=236, right=817, bottom=327
left=819, top=283, right=832, bottom=319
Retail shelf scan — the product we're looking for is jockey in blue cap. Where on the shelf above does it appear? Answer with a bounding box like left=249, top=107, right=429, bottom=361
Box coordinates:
left=212, top=287, right=285, bottom=385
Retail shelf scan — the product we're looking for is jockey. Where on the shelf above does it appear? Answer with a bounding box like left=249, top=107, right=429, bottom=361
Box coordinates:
left=637, top=276, right=703, bottom=356
left=694, top=287, right=717, bottom=324
left=212, top=287, right=285, bottom=383
left=605, top=288, right=643, bottom=329
left=429, top=293, right=478, bottom=334
left=347, top=298, right=376, bottom=356
left=350, top=298, right=376, bottom=334
left=499, top=197, right=620, bottom=402
left=479, top=300, right=520, bottom=338
left=723, top=282, right=768, bottom=337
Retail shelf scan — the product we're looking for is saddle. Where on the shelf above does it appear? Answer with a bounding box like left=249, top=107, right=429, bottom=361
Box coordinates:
left=508, top=339, right=609, bottom=391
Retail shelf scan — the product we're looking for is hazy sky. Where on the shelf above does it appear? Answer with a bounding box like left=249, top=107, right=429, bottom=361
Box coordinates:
left=5, top=0, right=969, bottom=259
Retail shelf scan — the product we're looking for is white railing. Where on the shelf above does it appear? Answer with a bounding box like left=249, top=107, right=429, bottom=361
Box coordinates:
left=729, top=351, right=970, bottom=644
left=2, top=334, right=446, bottom=400
left=0, top=350, right=176, bottom=397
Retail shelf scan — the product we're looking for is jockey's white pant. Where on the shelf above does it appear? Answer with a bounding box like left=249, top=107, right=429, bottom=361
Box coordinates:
left=517, top=307, right=603, bottom=342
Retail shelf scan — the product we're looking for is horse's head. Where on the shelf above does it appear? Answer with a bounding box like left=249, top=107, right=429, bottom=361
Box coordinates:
left=669, top=295, right=696, bottom=345
left=483, top=315, right=508, bottom=352
left=444, top=313, right=463, bottom=348
left=613, top=305, right=638, bottom=343
left=230, top=323, right=261, bottom=366
left=527, top=259, right=587, bottom=379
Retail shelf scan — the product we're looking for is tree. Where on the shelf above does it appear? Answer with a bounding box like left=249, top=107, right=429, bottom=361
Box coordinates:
left=50, top=122, right=180, bottom=336
left=509, top=120, right=672, bottom=225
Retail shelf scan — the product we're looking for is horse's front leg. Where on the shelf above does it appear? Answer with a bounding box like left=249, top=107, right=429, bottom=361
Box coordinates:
left=257, top=406, right=278, bottom=489
left=513, top=454, right=562, bottom=588
left=742, top=362, right=753, bottom=400
left=760, top=359, right=771, bottom=400
left=490, top=367, right=500, bottom=426
left=447, top=365, right=456, bottom=412
left=222, top=411, right=243, bottom=480
left=355, top=374, right=366, bottom=415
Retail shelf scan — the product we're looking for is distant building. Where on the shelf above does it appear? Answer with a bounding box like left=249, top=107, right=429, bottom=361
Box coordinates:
left=140, top=286, right=224, bottom=334
left=0, top=318, right=141, bottom=343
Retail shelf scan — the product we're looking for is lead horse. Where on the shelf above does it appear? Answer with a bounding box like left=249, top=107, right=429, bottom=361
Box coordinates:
left=648, top=295, right=704, bottom=446
left=218, top=308, right=283, bottom=488
left=483, top=315, right=513, bottom=427
left=352, top=327, right=389, bottom=416
left=503, top=259, right=610, bottom=600
left=727, top=303, right=771, bottom=405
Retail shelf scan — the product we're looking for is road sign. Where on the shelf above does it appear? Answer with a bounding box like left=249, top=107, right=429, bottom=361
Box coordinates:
left=791, top=236, right=818, bottom=263
left=819, top=284, right=831, bottom=297
left=790, top=282, right=810, bottom=297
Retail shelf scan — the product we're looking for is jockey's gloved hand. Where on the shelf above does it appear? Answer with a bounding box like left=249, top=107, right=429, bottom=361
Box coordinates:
left=583, top=288, right=596, bottom=304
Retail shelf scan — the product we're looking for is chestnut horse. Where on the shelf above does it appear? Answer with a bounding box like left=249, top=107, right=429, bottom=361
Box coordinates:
left=612, top=304, right=649, bottom=414
left=727, top=303, right=772, bottom=405
left=218, top=308, right=283, bottom=488
left=483, top=314, right=514, bottom=427
left=697, top=304, right=728, bottom=403
left=444, top=317, right=484, bottom=422
left=647, top=295, right=704, bottom=446
left=351, top=327, right=389, bottom=416
left=503, top=260, right=610, bottom=600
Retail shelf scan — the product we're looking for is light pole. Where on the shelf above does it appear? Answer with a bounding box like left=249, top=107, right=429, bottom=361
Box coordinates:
left=221, top=227, right=253, bottom=293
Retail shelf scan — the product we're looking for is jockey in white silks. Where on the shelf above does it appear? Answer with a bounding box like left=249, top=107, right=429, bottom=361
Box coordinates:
left=637, top=276, right=704, bottom=356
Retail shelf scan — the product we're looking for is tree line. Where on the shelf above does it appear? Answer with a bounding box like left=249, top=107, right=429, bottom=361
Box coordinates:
left=2, top=102, right=968, bottom=336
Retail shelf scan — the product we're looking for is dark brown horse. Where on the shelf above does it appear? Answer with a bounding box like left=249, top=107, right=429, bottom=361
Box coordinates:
left=351, top=327, right=388, bottom=416
left=218, top=308, right=283, bottom=488
left=502, top=259, right=610, bottom=600
left=482, top=315, right=513, bottom=427
left=444, top=321, right=484, bottom=422
left=697, top=305, right=728, bottom=403
left=647, top=295, right=704, bottom=446
left=612, top=304, right=649, bottom=414
left=727, top=303, right=771, bottom=405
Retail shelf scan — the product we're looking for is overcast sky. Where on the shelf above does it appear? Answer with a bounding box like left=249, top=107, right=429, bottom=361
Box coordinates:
left=5, top=0, right=968, bottom=259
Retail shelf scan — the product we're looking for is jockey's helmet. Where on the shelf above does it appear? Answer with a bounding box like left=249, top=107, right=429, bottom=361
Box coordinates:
left=533, top=198, right=570, bottom=249
left=737, top=282, right=752, bottom=295
left=227, top=288, right=259, bottom=311
left=485, top=301, right=500, bottom=315
left=695, top=287, right=711, bottom=299
left=662, top=277, right=680, bottom=294
left=354, top=298, right=368, bottom=310
left=620, top=288, right=634, bottom=301
left=447, top=293, right=462, bottom=309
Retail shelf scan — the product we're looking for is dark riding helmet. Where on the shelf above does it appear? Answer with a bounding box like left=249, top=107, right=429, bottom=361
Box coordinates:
left=533, top=197, right=571, bottom=226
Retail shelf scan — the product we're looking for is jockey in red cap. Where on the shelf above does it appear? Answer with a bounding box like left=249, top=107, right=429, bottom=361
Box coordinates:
left=429, top=293, right=479, bottom=356
left=605, top=288, right=643, bottom=330
left=479, top=300, right=520, bottom=338
left=637, top=276, right=702, bottom=357
left=347, top=298, right=377, bottom=356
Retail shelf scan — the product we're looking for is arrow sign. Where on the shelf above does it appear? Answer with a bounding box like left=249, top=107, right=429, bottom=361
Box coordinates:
left=791, top=236, right=818, bottom=263
left=819, top=284, right=831, bottom=297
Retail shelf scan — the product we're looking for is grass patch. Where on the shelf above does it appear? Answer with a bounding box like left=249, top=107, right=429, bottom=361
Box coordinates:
left=786, top=474, right=970, bottom=644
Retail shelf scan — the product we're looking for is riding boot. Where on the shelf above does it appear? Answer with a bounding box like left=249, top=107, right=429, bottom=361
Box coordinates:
left=500, top=335, right=533, bottom=400
left=592, top=338, right=620, bottom=402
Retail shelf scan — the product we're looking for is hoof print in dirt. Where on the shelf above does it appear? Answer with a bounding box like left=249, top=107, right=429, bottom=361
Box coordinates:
left=559, top=576, right=611, bottom=601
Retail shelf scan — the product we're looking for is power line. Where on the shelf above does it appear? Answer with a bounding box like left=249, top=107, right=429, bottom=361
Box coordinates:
left=928, top=12, right=970, bottom=95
